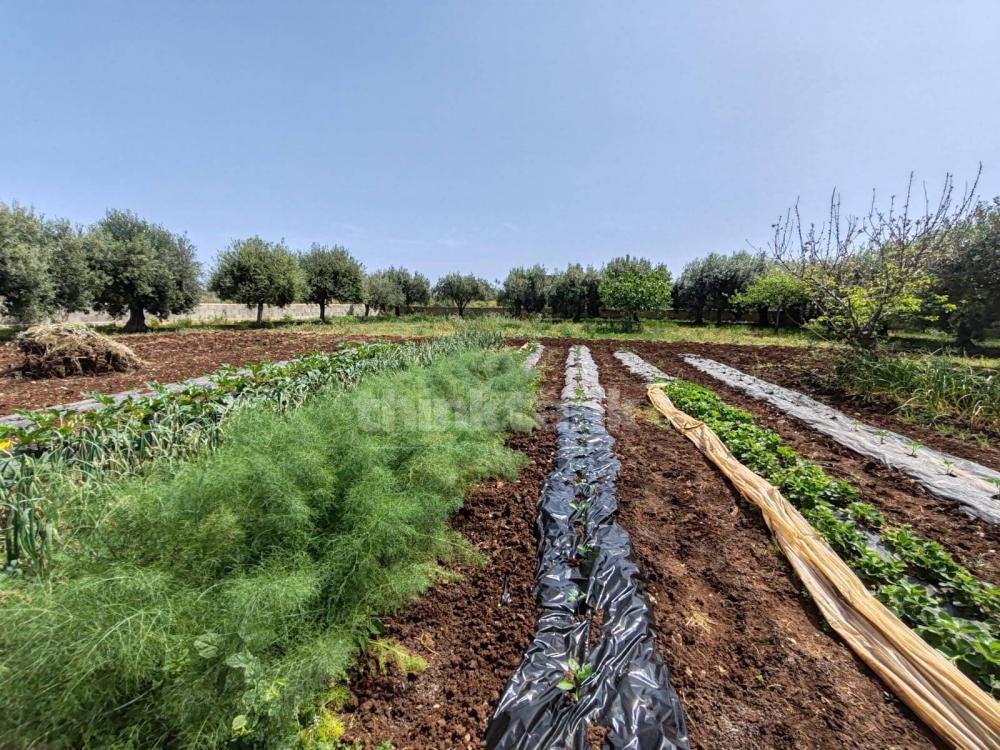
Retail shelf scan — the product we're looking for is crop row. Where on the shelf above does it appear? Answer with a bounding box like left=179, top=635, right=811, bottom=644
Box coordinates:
left=660, top=378, right=1000, bottom=696
left=0, top=330, right=502, bottom=575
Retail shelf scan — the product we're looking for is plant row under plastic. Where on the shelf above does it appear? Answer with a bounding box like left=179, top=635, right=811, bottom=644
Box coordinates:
left=615, top=351, right=1000, bottom=698
left=487, top=345, right=688, bottom=749
left=0, top=329, right=501, bottom=576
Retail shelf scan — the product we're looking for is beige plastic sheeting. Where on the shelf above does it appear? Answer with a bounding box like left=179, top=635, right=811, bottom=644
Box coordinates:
left=647, top=383, right=1000, bottom=750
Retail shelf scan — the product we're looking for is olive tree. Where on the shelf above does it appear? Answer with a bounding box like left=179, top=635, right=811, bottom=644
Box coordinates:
left=0, top=204, right=98, bottom=322
left=383, top=267, right=431, bottom=315
left=771, top=170, right=979, bottom=349
left=361, top=271, right=404, bottom=316
left=500, top=265, right=548, bottom=315
left=90, top=210, right=201, bottom=332
left=432, top=273, right=494, bottom=316
left=934, top=198, right=1000, bottom=349
left=0, top=203, right=56, bottom=322
left=209, top=237, right=305, bottom=325
left=299, top=244, right=364, bottom=322
left=672, top=252, right=764, bottom=325
left=547, top=264, right=602, bottom=321
left=599, top=255, right=672, bottom=329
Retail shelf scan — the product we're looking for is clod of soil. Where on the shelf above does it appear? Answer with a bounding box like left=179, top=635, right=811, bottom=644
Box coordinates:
left=10, top=323, right=145, bottom=379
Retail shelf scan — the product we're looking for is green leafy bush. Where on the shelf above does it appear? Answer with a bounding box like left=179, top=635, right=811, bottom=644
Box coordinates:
left=0, top=349, right=537, bottom=747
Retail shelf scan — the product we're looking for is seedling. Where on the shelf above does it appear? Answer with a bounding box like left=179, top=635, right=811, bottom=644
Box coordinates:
left=557, top=658, right=594, bottom=701
left=942, top=459, right=956, bottom=477
left=987, top=478, right=1000, bottom=500
left=576, top=542, right=594, bottom=557
left=873, top=429, right=889, bottom=445
left=567, top=587, right=586, bottom=606
left=904, top=439, right=924, bottom=457
left=570, top=499, right=590, bottom=514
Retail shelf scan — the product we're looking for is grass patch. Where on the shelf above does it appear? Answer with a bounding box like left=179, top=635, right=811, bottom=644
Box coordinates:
left=832, top=352, right=1000, bottom=438
left=0, top=349, right=537, bottom=748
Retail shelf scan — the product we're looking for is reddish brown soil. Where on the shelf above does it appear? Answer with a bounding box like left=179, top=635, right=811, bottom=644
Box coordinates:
left=0, top=330, right=400, bottom=414
left=623, top=341, right=1000, bottom=586
left=342, top=344, right=563, bottom=750
left=343, top=342, right=941, bottom=749
left=587, top=343, right=940, bottom=749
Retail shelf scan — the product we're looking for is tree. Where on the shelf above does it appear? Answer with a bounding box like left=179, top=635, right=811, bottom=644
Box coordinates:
left=209, top=237, right=305, bottom=325
left=599, top=255, right=672, bottom=329
left=770, top=170, right=979, bottom=349
left=547, top=264, right=602, bottom=320
left=672, top=258, right=711, bottom=324
left=90, top=210, right=201, bottom=332
left=361, top=271, right=405, bottom=316
left=935, top=198, right=1000, bottom=349
left=732, top=270, right=810, bottom=329
left=48, top=221, right=99, bottom=315
left=672, top=252, right=764, bottom=325
left=432, top=273, right=494, bottom=316
left=299, top=245, right=364, bottom=322
left=0, top=203, right=56, bottom=322
left=382, top=267, right=431, bottom=315
left=500, top=265, right=548, bottom=316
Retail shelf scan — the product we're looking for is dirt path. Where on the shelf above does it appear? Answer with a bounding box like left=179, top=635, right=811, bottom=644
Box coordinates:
left=343, top=344, right=563, bottom=749
left=624, top=342, right=1000, bottom=586
left=0, top=329, right=403, bottom=414
left=587, top=342, right=940, bottom=749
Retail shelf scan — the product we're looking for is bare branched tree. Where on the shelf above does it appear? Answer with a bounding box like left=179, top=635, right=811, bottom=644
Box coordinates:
left=768, top=167, right=981, bottom=348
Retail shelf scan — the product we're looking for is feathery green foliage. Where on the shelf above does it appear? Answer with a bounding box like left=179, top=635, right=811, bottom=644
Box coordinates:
left=0, top=348, right=537, bottom=748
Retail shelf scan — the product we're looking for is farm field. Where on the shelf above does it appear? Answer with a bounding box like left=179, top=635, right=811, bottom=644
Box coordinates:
left=1, top=329, right=998, bottom=749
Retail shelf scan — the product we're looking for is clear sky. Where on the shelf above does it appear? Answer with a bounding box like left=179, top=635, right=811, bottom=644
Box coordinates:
left=3, top=1, right=999, bottom=283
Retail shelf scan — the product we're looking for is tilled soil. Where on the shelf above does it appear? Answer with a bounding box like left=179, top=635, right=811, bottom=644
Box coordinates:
left=587, top=342, right=940, bottom=749
left=343, top=344, right=563, bottom=749
left=0, top=329, right=399, bottom=414
left=343, top=341, right=942, bottom=749
left=625, top=341, right=1000, bottom=586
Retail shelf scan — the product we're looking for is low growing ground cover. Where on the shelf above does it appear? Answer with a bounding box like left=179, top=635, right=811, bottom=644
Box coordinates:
left=652, top=378, right=1000, bottom=696
left=0, top=348, right=538, bottom=748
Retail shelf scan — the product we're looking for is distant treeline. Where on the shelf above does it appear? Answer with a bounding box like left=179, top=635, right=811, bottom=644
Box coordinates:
left=2, top=176, right=998, bottom=348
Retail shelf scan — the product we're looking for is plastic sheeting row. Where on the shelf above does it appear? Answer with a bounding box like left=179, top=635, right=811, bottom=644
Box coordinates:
left=679, top=354, right=1000, bottom=525
left=486, top=346, right=688, bottom=750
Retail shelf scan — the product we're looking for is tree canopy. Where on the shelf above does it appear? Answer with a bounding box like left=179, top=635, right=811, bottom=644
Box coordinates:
left=548, top=264, right=602, bottom=321
left=299, top=245, right=364, bottom=321
left=209, top=237, right=304, bottom=324
left=599, top=255, right=671, bottom=328
left=500, top=265, right=549, bottom=316
left=432, top=273, right=494, bottom=316
left=89, top=210, right=201, bottom=332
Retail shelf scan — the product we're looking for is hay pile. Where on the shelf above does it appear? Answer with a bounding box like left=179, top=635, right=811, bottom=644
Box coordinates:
left=12, top=323, right=145, bottom=378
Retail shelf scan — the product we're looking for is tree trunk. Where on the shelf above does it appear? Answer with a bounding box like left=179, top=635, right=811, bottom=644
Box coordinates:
left=756, top=305, right=769, bottom=327
left=774, top=309, right=783, bottom=330
left=714, top=307, right=723, bottom=325
left=364, top=303, right=371, bottom=317
left=457, top=302, right=466, bottom=317
left=123, top=304, right=148, bottom=333
left=256, top=302, right=264, bottom=326
left=319, top=300, right=327, bottom=323
left=955, top=321, right=975, bottom=351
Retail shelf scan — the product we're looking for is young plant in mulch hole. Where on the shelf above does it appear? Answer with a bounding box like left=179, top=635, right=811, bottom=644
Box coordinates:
left=989, top=478, right=1000, bottom=500
left=557, top=658, right=595, bottom=702
left=904, top=438, right=925, bottom=457
left=575, top=542, right=597, bottom=576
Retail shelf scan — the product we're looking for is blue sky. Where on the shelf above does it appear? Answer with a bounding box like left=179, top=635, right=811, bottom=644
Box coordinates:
left=3, top=1, right=999, bottom=283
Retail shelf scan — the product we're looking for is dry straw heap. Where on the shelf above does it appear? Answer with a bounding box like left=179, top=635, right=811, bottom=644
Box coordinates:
left=11, top=323, right=145, bottom=378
